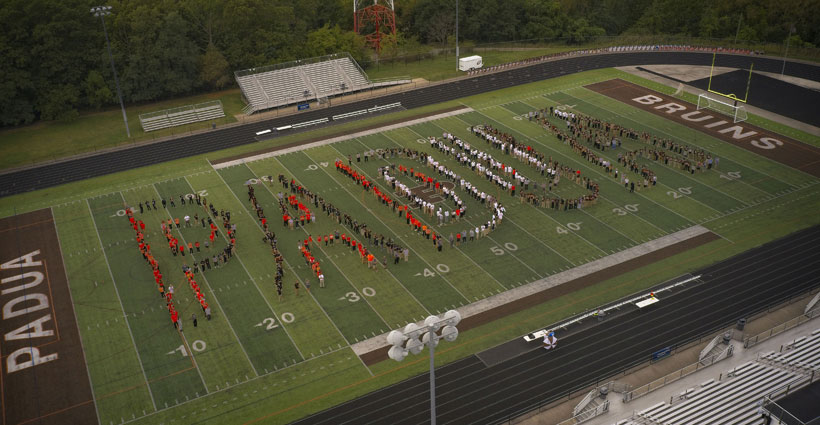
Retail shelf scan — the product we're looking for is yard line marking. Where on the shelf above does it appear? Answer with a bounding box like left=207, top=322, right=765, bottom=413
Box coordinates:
left=442, top=112, right=669, bottom=237
left=563, top=86, right=800, bottom=190
left=431, top=118, right=642, bottom=243
left=203, top=166, right=352, bottom=362
left=176, top=177, right=306, bottom=363
left=501, top=102, right=726, bottom=216
left=313, top=145, right=472, bottom=302
left=550, top=93, right=755, bottom=206
left=116, top=191, right=211, bottom=393
left=467, top=107, right=699, bottom=230
left=260, top=159, right=404, bottom=333
left=367, top=132, right=538, bottom=284
left=85, top=198, right=158, bottom=412
left=149, top=183, right=261, bottom=377
left=402, top=126, right=591, bottom=262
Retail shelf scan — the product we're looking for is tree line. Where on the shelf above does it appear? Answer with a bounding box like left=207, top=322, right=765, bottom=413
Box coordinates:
left=1, top=0, right=817, bottom=126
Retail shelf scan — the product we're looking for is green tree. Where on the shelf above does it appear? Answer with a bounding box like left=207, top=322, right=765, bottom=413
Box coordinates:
left=200, top=43, right=232, bottom=89
left=305, top=24, right=368, bottom=63
left=84, top=70, right=114, bottom=109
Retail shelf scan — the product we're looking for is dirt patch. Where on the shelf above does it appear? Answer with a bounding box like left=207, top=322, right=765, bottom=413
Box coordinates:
left=585, top=79, right=820, bottom=177
left=212, top=106, right=468, bottom=166
left=0, top=209, right=96, bottom=425
left=360, top=231, right=720, bottom=365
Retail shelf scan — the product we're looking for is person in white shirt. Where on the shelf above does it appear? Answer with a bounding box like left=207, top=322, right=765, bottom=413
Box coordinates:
left=543, top=331, right=558, bottom=350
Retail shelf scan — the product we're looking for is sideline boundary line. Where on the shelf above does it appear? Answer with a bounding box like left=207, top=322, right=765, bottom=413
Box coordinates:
left=211, top=108, right=474, bottom=169
left=350, top=225, right=712, bottom=358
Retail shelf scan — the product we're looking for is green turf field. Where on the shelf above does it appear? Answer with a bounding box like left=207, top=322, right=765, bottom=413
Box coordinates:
left=3, top=68, right=820, bottom=425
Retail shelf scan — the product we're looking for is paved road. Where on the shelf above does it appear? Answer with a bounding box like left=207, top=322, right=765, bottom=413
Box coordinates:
left=3, top=51, right=819, bottom=198
left=293, top=225, right=820, bottom=425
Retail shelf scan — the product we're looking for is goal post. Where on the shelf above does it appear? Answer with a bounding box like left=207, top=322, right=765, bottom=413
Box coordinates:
left=697, top=93, right=748, bottom=123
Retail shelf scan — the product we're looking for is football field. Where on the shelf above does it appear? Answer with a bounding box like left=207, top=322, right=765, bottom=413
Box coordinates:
left=3, top=68, right=820, bottom=425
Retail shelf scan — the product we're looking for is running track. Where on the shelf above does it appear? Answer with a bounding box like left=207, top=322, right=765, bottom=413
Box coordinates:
left=293, top=225, right=820, bottom=425
left=2, top=51, right=819, bottom=197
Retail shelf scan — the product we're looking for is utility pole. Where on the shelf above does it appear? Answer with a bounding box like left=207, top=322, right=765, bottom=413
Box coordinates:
left=455, top=0, right=459, bottom=70
left=92, top=5, right=131, bottom=138
left=781, top=24, right=795, bottom=77
left=734, top=13, right=743, bottom=45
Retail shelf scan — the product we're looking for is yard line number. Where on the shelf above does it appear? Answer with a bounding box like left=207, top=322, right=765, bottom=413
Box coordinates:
left=612, top=204, right=639, bottom=216
left=490, top=242, right=519, bottom=255
left=417, top=264, right=451, bottom=277
left=256, top=313, right=295, bottom=330
left=556, top=222, right=582, bottom=234
left=719, top=171, right=742, bottom=181
left=340, top=287, right=376, bottom=302
left=666, top=187, right=693, bottom=199
left=168, top=340, right=206, bottom=357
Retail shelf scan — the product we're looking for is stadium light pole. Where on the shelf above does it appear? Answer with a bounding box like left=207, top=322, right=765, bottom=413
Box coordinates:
left=781, top=24, right=795, bottom=77
left=92, top=5, right=130, bottom=138
left=387, top=310, right=461, bottom=425
left=455, top=0, right=459, bottom=70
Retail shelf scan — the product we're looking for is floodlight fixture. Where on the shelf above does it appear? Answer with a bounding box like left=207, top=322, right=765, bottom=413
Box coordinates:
left=385, top=310, right=461, bottom=425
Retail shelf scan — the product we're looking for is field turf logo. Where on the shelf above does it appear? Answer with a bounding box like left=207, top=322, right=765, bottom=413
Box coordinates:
left=631, top=94, right=784, bottom=151
left=1, top=250, right=58, bottom=373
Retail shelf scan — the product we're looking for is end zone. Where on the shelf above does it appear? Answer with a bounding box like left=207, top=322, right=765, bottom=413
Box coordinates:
left=0, top=209, right=96, bottom=425
left=585, top=79, right=820, bottom=177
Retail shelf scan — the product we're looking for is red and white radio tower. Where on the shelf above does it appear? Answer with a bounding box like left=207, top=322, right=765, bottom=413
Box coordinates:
left=354, top=0, right=396, bottom=52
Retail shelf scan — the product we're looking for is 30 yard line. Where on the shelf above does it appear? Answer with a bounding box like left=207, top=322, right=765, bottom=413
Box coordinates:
left=85, top=197, right=158, bottom=412
left=317, top=145, right=474, bottom=302
left=424, top=120, right=641, bottom=247
left=467, top=108, right=700, bottom=229
left=206, top=164, right=374, bottom=376
left=367, top=132, right=548, bottom=277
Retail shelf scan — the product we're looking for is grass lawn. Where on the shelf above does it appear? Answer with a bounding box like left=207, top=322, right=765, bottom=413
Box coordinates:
left=2, top=68, right=819, bottom=424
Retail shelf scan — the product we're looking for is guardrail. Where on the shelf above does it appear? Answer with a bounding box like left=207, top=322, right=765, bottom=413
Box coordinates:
left=332, top=109, right=368, bottom=120
left=291, top=117, right=329, bottom=129
left=368, top=102, right=402, bottom=113
left=495, top=284, right=820, bottom=425
left=622, top=345, right=733, bottom=403
left=744, top=314, right=817, bottom=349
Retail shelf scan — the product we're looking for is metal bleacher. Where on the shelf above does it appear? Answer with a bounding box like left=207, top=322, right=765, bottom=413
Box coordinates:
left=139, top=100, right=225, bottom=132
left=624, top=328, right=820, bottom=425
left=235, top=52, right=410, bottom=114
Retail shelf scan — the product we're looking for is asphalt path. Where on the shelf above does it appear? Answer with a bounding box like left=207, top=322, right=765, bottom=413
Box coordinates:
left=293, top=225, right=820, bottom=425
left=2, top=51, right=819, bottom=198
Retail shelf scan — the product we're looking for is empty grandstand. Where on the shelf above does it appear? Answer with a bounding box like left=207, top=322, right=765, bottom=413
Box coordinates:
left=617, top=328, right=820, bottom=425
left=138, top=100, right=225, bottom=132
left=235, top=52, right=410, bottom=114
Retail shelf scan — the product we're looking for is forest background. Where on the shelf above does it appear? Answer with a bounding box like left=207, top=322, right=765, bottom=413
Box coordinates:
left=2, top=0, right=818, bottom=126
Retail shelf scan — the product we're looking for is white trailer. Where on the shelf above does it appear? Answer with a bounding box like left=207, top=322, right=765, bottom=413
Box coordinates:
left=458, top=55, right=483, bottom=71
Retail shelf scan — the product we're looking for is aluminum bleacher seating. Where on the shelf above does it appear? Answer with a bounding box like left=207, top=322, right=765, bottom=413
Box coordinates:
left=624, top=328, right=820, bottom=425
left=235, top=53, right=409, bottom=114
left=139, top=101, right=225, bottom=132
